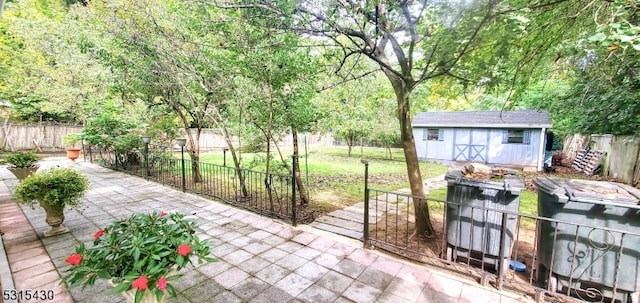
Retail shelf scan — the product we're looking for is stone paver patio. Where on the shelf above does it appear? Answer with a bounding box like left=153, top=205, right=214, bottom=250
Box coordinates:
left=0, top=158, right=533, bottom=302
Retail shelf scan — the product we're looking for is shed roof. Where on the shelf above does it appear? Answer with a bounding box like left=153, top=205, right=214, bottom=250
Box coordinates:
left=412, top=110, right=552, bottom=128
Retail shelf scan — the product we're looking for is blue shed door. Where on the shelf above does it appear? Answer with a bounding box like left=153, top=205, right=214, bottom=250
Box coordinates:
left=454, top=129, right=489, bottom=162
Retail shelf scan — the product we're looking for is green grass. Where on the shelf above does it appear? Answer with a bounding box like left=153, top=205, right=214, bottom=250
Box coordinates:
left=196, top=146, right=449, bottom=210
left=178, top=148, right=540, bottom=219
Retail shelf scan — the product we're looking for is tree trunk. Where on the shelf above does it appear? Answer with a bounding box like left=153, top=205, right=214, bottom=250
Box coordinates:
left=173, top=102, right=202, bottom=183
left=387, top=76, right=435, bottom=238
left=205, top=107, right=247, bottom=197
left=264, top=84, right=275, bottom=211
left=292, top=127, right=309, bottom=205
left=347, top=137, right=353, bottom=157
left=185, top=128, right=203, bottom=183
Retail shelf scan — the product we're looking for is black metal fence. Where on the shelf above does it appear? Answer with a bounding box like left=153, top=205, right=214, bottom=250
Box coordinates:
left=87, top=146, right=308, bottom=225
left=362, top=170, right=640, bottom=303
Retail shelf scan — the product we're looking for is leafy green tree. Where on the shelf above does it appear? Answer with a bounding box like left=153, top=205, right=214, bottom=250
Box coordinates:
left=226, top=19, right=321, bottom=205
left=0, top=0, right=112, bottom=124
left=223, top=0, right=606, bottom=237
left=78, top=0, right=240, bottom=183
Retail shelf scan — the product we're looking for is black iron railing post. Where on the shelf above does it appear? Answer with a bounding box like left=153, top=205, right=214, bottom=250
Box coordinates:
left=143, top=136, right=150, bottom=180
left=498, top=211, right=508, bottom=290
left=181, top=147, right=186, bottom=192
left=177, top=138, right=187, bottom=192
left=361, top=159, right=370, bottom=248
left=291, top=155, right=297, bottom=226
left=223, top=148, right=228, bottom=167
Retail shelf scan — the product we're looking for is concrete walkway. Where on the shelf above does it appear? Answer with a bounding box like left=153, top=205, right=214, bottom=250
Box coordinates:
left=0, top=158, right=532, bottom=303
left=310, top=174, right=448, bottom=240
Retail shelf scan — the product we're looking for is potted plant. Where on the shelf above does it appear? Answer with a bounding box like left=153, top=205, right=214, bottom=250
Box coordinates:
left=13, top=167, right=89, bottom=237
left=63, top=132, right=82, bottom=162
left=62, top=211, right=216, bottom=303
left=3, top=151, right=42, bottom=180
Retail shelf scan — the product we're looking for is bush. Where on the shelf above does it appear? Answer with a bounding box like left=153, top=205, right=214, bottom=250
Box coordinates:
left=62, top=212, right=216, bottom=302
left=14, top=167, right=89, bottom=209
left=3, top=151, right=41, bottom=168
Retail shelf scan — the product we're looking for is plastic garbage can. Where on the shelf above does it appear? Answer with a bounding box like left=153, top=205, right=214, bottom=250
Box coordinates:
left=444, top=170, right=524, bottom=277
left=535, top=177, right=640, bottom=303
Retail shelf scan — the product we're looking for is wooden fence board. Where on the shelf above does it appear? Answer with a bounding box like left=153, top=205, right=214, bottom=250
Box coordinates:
left=564, top=134, right=640, bottom=185
left=1, top=124, right=335, bottom=152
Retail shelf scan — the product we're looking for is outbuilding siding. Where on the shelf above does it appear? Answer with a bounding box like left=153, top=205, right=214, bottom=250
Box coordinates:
left=412, top=110, right=551, bottom=171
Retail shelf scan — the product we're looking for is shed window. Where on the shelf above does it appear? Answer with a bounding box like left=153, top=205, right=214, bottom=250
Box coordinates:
left=423, top=128, right=443, bottom=141
left=502, top=129, right=531, bottom=144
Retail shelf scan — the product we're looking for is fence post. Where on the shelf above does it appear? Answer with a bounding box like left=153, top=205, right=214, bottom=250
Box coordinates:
left=143, top=137, right=150, bottom=180
left=177, top=138, right=187, bottom=192
left=498, top=211, right=508, bottom=290
left=291, top=155, right=297, bottom=226
left=361, top=159, right=370, bottom=248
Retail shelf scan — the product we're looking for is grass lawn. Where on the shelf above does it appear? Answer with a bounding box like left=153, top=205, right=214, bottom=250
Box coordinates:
left=196, top=146, right=540, bottom=218
left=198, top=146, right=449, bottom=212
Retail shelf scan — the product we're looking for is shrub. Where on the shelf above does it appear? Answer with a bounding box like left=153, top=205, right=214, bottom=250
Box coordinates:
left=14, top=167, right=89, bottom=209
left=3, top=151, right=41, bottom=168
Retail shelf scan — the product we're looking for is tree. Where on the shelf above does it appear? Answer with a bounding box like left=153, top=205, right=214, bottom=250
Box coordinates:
left=80, top=0, right=243, bottom=184
left=222, top=0, right=603, bottom=237
left=538, top=1, right=640, bottom=136
left=0, top=0, right=112, bottom=124
left=227, top=20, right=321, bottom=206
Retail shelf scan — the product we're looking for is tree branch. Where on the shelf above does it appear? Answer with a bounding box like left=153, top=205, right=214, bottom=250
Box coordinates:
left=318, top=69, right=380, bottom=92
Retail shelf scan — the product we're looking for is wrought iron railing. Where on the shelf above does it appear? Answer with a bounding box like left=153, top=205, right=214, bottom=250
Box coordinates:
left=362, top=186, right=640, bottom=303
left=88, top=146, right=309, bottom=225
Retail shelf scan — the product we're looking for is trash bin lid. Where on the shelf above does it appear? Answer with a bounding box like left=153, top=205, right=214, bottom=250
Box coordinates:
left=534, top=177, right=640, bottom=206
left=445, top=169, right=524, bottom=193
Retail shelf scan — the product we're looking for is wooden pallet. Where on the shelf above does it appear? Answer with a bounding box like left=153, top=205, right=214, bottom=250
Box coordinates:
left=572, top=149, right=606, bottom=176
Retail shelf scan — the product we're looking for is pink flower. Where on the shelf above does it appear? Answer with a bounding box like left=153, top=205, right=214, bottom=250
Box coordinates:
left=93, top=229, right=105, bottom=239
left=66, top=253, right=83, bottom=266
left=157, top=276, right=167, bottom=290
left=159, top=211, right=168, bottom=218
left=177, top=244, right=191, bottom=256
left=132, top=276, right=148, bottom=290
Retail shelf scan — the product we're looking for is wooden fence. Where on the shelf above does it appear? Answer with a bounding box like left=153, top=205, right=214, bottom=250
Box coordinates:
left=186, top=129, right=334, bottom=151
left=563, top=134, right=640, bottom=186
left=1, top=122, right=82, bottom=152
left=1, top=123, right=335, bottom=152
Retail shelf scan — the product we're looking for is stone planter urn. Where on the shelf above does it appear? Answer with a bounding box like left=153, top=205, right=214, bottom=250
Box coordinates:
left=13, top=167, right=89, bottom=238
left=7, top=166, right=39, bottom=181
left=41, top=203, right=69, bottom=237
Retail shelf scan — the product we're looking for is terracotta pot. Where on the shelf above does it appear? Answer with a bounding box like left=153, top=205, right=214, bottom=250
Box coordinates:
left=40, top=202, right=69, bottom=237
left=6, top=166, right=39, bottom=181
left=66, top=149, right=81, bottom=162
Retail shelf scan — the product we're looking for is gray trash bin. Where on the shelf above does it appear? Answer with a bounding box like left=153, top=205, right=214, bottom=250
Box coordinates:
left=444, top=170, right=524, bottom=277
left=535, top=177, right=640, bottom=303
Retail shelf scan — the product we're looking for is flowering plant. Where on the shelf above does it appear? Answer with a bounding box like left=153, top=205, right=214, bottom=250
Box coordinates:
left=62, top=211, right=216, bottom=303
left=3, top=151, right=41, bottom=168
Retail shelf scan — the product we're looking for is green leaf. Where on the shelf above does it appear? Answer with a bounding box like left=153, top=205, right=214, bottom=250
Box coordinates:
left=153, top=289, right=163, bottom=302
left=166, top=274, right=182, bottom=282
left=134, top=290, right=144, bottom=303
left=167, top=284, right=177, bottom=298
left=97, top=270, right=111, bottom=279
left=588, top=32, right=607, bottom=42
left=111, top=282, right=132, bottom=294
